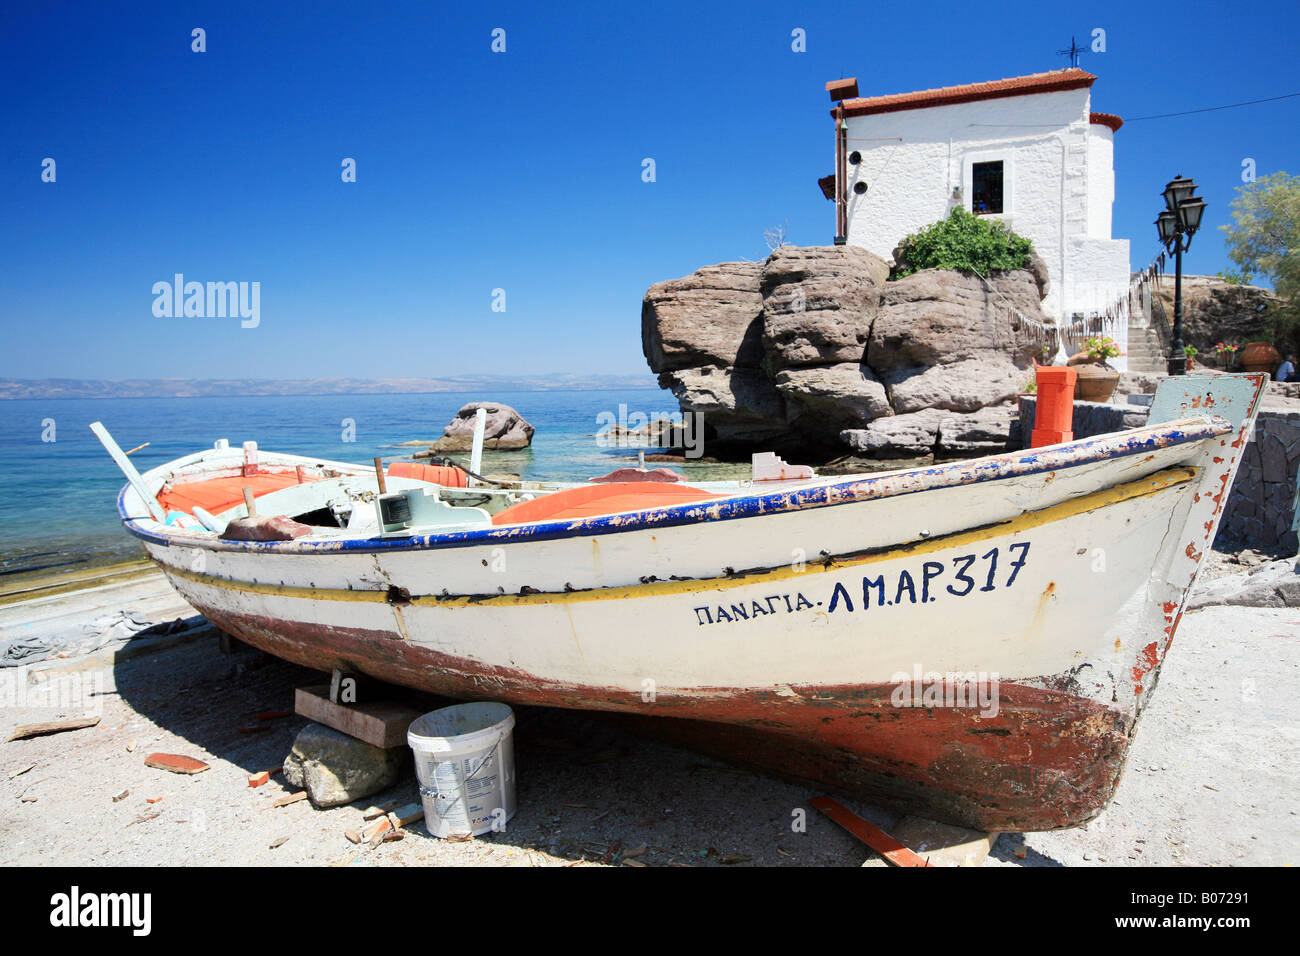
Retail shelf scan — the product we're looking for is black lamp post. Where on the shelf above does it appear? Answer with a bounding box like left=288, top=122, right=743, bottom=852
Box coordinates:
left=1155, top=175, right=1207, bottom=375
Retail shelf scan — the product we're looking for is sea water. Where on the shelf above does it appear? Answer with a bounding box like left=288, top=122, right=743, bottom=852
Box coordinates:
left=0, top=389, right=749, bottom=577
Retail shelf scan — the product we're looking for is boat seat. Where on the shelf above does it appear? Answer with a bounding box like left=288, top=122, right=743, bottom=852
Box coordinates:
left=387, top=462, right=469, bottom=488
left=491, top=482, right=720, bottom=525
left=157, top=471, right=321, bottom=517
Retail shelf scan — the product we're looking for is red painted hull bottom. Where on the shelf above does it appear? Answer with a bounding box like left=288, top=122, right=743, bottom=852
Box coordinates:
left=205, top=607, right=1133, bottom=832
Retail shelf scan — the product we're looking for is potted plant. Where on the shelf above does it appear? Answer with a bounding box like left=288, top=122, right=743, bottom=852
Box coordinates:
left=1242, top=341, right=1281, bottom=374
left=1212, top=342, right=1239, bottom=370
left=1183, top=344, right=1198, bottom=372
left=1067, top=335, right=1124, bottom=402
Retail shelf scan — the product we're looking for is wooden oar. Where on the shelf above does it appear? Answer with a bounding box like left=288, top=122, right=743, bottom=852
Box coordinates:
left=468, top=407, right=487, bottom=487
left=89, top=422, right=166, bottom=522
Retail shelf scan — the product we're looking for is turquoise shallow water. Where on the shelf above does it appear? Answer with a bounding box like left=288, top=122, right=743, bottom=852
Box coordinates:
left=0, top=389, right=746, bottom=576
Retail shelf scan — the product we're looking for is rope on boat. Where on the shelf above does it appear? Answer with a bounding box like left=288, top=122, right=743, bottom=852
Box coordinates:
left=424, top=456, right=504, bottom=487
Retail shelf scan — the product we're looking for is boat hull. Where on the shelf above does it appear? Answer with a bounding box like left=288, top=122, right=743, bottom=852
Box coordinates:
left=152, top=458, right=1194, bottom=831
left=198, top=603, right=1131, bottom=830
left=119, top=375, right=1268, bottom=831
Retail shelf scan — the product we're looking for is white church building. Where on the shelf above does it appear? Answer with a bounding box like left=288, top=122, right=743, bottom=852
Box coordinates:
left=822, top=68, right=1131, bottom=368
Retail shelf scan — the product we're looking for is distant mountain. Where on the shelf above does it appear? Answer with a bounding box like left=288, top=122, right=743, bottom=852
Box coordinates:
left=0, top=374, right=660, bottom=400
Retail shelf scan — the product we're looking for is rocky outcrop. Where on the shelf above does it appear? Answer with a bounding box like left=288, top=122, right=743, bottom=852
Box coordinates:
left=840, top=405, right=1020, bottom=458
left=658, top=366, right=788, bottom=445
left=774, top=363, right=892, bottom=431
left=642, top=245, right=1048, bottom=456
left=428, top=402, right=534, bottom=452
left=762, top=246, right=888, bottom=369
left=1187, top=559, right=1300, bottom=610
left=642, top=263, right=765, bottom=372
left=1152, top=276, right=1278, bottom=353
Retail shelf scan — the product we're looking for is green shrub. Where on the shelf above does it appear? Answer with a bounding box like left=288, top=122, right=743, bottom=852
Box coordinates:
left=892, top=207, right=1034, bottom=279
left=1216, top=268, right=1254, bottom=285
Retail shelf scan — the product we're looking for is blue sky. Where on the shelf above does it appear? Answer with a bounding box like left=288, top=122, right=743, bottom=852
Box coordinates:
left=1, top=0, right=1296, bottom=380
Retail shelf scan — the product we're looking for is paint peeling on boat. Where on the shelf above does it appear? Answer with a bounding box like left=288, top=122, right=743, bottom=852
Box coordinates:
left=100, top=373, right=1268, bottom=833
left=1131, top=641, right=1161, bottom=695
left=195, top=603, right=1129, bottom=830
left=117, top=416, right=1233, bottom=555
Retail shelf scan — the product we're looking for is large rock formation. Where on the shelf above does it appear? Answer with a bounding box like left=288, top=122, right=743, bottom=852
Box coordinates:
left=1152, top=276, right=1278, bottom=352
left=642, top=245, right=1048, bottom=457
left=428, top=402, right=534, bottom=452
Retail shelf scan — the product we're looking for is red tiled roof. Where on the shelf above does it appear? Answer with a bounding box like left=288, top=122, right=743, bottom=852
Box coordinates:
left=834, top=69, right=1097, bottom=118
left=1089, top=111, right=1123, bottom=132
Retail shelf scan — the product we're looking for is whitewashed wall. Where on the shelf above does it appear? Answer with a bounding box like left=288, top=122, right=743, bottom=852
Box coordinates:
left=1086, top=125, right=1115, bottom=239
left=843, top=87, right=1131, bottom=354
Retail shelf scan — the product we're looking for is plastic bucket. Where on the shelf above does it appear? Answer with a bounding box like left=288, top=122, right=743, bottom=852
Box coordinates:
left=407, top=702, right=516, bottom=838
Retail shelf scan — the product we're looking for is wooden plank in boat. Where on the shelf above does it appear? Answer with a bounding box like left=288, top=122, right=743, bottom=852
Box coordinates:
left=294, top=685, right=421, bottom=749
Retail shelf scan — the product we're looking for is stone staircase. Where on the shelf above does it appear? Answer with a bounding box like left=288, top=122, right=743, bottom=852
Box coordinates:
left=1126, top=323, right=1167, bottom=373
left=1126, top=283, right=1168, bottom=374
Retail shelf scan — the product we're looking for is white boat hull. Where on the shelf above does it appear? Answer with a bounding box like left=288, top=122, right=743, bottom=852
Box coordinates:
left=112, top=374, right=1267, bottom=830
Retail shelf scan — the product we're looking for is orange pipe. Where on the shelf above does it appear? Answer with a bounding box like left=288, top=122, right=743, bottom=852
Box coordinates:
left=1030, top=366, right=1077, bottom=448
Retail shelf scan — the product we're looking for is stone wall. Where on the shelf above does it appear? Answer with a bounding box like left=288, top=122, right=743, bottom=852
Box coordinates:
left=1015, top=396, right=1149, bottom=446
left=1219, top=411, right=1300, bottom=554
left=1018, top=396, right=1299, bottom=555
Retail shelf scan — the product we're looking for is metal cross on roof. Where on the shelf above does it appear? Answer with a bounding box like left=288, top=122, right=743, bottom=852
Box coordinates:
left=1055, top=36, right=1085, bottom=68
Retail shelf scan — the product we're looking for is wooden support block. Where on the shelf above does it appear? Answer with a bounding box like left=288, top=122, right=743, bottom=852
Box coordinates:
left=294, top=685, right=421, bottom=749
left=809, top=796, right=931, bottom=868
left=362, top=801, right=402, bottom=821
left=328, top=670, right=387, bottom=704
left=387, top=802, right=425, bottom=829
left=329, top=668, right=348, bottom=703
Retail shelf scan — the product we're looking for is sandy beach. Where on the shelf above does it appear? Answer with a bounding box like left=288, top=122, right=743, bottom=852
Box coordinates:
left=1, top=551, right=1295, bottom=868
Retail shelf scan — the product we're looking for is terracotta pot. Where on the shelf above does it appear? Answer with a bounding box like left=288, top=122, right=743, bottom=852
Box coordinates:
left=1073, top=362, right=1120, bottom=403
left=1241, top=341, right=1281, bottom=374
left=1185, top=357, right=1195, bottom=372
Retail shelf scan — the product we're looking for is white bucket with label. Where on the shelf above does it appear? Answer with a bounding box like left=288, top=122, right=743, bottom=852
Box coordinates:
left=407, top=702, right=516, bottom=838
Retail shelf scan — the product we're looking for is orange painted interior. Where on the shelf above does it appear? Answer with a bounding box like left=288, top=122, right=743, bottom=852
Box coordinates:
left=492, top=482, right=720, bottom=525
left=387, top=462, right=468, bottom=488
left=157, top=470, right=321, bottom=516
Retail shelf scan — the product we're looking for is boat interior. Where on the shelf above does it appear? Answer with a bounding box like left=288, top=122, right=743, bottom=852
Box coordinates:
left=133, top=442, right=821, bottom=540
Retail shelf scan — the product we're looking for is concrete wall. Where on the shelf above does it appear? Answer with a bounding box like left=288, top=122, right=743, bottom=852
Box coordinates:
left=842, top=86, right=1130, bottom=330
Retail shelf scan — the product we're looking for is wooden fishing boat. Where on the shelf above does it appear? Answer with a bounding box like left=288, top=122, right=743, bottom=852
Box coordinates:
left=95, top=374, right=1266, bottom=831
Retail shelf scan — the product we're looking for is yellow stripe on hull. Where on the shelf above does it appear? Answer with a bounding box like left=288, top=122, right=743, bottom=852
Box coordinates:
left=156, top=466, right=1196, bottom=608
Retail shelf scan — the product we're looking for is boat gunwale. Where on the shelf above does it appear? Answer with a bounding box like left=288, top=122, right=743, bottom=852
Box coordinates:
left=116, top=415, right=1232, bottom=556
left=155, top=464, right=1198, bottom=606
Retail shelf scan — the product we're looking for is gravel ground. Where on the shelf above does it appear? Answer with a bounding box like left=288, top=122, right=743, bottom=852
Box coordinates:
left=1, top=561, right=1296, bottom=867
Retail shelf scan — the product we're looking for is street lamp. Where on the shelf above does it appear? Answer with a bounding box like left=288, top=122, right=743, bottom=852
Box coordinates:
left=1154, top=175, right=1207, bottom=375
